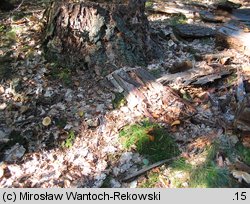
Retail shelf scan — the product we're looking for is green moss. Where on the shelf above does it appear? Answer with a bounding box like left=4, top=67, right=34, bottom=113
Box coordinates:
left=169, top=14, right=187, bottom=26
left=61, top=130, right=76, bottom=148
left=145, top=1, right=153, bottom=8
left=112, top=92, right=127, bottom=109
left=189, top=164, right=231, bottom=188
left=169, top=144, right=233, bottom=188
left=6, top=30, right=17, bottom=42
left=139, top=172, right=159, bottom=188
left=171, top=157, right=192, bottom=171
left=119, top=120, right=180, bottom=162
left=48, top=63, right=73, bottom=86
left=0, top=25, right=6, bottom=33
left=57, top=68, right=72, bottom=85
left=236, top=144, right=250, bottom=166
left=190, top=145, right=232, bottom=187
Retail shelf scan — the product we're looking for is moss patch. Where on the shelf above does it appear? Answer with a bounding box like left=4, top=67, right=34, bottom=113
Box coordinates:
left=236, top=144, right=250, bottom=166
left=145, top=1, right=154, bottom=9
left=47, top=63, right=73, bottom=86
left=169, top=144, right=233, bottom=188
left=119, top=120, right=180, bottom=163
left=61, top=130, right=76, bottom=148
left=139, top=172, right=159, bottom=188
left=112, top=92, right=127, bottom=109
left=169, top=14, right=187, bottom=26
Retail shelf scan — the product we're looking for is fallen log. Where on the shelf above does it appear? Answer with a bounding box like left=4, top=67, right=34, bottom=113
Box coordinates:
left=107, top=67, right=196, bottom=125
left=194, top=52, right=235, bottom=62
left=216, top=0, right=242, bottom=12
left=199, top=10, right=224, bottom=23
left=157, top=65, right=232, bottom=86
left=148, top=2, right=195, bottom=18
left=216, top=20, right=250, bottom=56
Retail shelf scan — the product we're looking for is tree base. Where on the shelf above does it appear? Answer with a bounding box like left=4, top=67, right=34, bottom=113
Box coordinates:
left=44, top=0, right=162, bottom=76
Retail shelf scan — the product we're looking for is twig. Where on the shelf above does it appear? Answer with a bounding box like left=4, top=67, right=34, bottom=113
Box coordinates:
left=122, top=156, right=179, bottom=182
left=13, top=0, right=24, bottom=12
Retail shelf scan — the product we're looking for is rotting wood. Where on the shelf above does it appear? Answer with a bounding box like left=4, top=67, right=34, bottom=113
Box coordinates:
left=183, top=1, right=216, bottom=10
left=231, top=8, right=250, bottom=25
left=107, top=67, right=196, bottom=124
left=191, top=70, right=232, bottom=85
left=199, top=10, right=224, bottom=23
left=234, top=95, right=250, bottom=131
left=216, top=20, right=250, bottom=56
left=194, top=52, right=235, bottom=62
left=148, top=2, right=195, bottom=18
left=169, top=60, right=193, bottom=74
left=157, top=66, right=232, bottom=86
left=216, top=0, right=242, bottom=12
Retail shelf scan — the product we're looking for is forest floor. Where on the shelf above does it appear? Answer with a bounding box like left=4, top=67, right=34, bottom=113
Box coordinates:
left=0, top=0, right=250, bottom=188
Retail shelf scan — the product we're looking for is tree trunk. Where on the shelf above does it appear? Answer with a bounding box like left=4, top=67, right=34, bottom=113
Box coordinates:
left=43, top=0, right=163, bottom=76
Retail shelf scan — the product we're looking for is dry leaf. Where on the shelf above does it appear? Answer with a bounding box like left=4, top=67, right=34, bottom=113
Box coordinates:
left=220, top=57, right=230, bottom=65
left=78, top=110, right=85, bottom=117
left=148, top=135, right=155, bottom=142
left=242, top=133, right=250, bottom=148
left=171, top=120, right=181, bottom=126
left=232, top=170, right=250, bottom=184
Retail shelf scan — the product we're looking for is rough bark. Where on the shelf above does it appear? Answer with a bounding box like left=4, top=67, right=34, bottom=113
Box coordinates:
left=107, top=67, right=196, bottom=125
left=216, top=20, right=250, bottom=56
left=44, top=0, right=163, bottom=76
